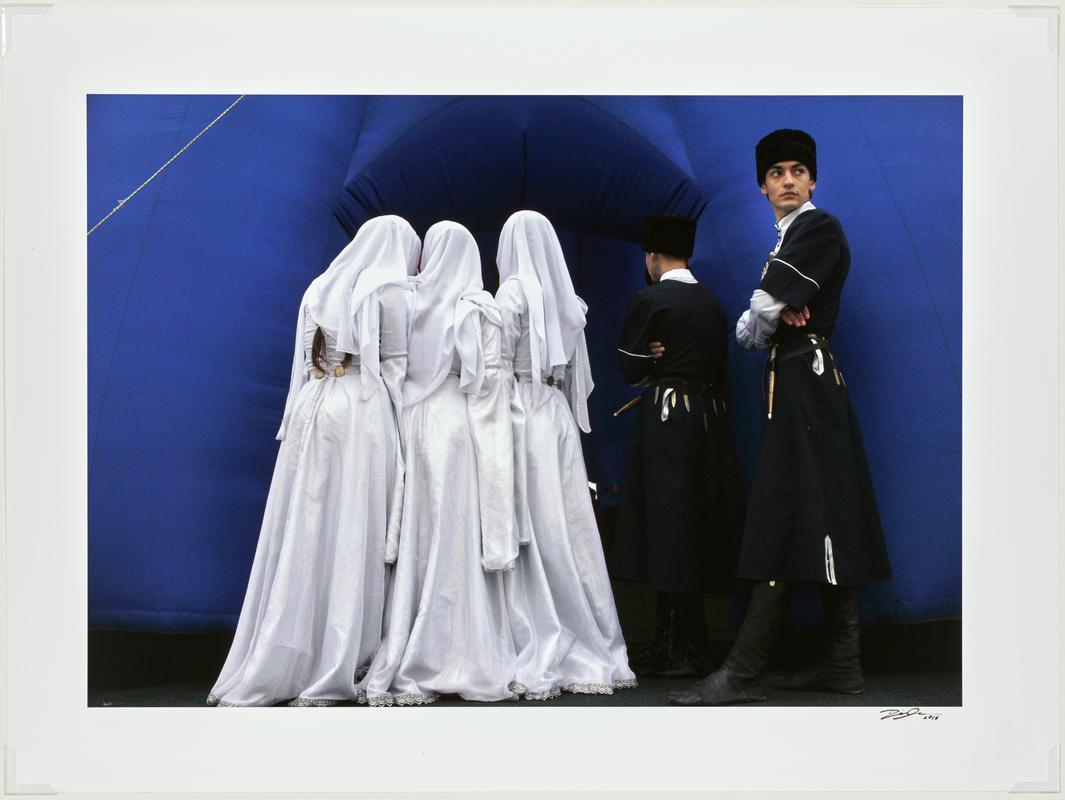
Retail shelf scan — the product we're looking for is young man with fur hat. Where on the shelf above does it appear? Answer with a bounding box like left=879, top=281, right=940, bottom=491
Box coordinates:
left=669, top=129, right=892, bottom=706
left=612, top=214, right=743, bottom=679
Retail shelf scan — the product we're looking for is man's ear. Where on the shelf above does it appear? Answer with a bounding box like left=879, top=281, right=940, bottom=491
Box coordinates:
left=760, top=183, right=768, bottom=196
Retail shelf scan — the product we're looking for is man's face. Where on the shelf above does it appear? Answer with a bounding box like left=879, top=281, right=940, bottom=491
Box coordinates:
left=760, top=160, right=815, bottom=218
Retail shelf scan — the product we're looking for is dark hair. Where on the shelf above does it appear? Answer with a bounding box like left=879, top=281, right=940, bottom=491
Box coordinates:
left=311, top=327, right=351, bottom=374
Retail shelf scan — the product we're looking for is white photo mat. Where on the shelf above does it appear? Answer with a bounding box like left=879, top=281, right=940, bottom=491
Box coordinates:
left=2, top=1, right=1060, bottom=795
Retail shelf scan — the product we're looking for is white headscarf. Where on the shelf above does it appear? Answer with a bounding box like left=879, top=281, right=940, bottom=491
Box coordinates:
left=496, top=210, right=594, bottom=433
left=276, top=215, right=420, bottom=439
left=403, top=221, right=500, bottom=407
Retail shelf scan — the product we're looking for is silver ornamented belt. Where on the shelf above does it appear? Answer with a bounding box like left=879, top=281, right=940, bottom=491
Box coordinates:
left=514, top=373, right=565, bottom=392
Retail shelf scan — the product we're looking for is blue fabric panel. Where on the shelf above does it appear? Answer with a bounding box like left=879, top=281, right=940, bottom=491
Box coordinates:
left=342, top=96, right=457, bottom=185
left=88, top=96, right=235, bottom=463
left=522, top=97, right=705, bottom=238
left=338, top=96, right=525, bottom=236
left=89, top=95, right=367, bottom=630
left=569, top=233, right=650, bottom=491
left=88, top=95, right=961, bottom=630
left=583, top=96, right=700, bottom=179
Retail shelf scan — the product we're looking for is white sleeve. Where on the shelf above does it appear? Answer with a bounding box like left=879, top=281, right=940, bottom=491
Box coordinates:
left=467, top=315, right=519, bottom=572
left=495, top=283, right=533, bottom=546
left=736, top=289, right=787, bottom=351
left=378, top=287, right=409, bottom=564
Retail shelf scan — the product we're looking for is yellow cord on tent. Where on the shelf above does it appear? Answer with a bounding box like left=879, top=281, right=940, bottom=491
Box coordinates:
left=87, top=95, right=246, bottom=237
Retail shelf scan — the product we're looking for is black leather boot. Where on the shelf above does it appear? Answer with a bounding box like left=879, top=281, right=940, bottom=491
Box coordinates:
left=653, top=593, right=717, bottom=678
left=771, top=585, right=864, bottom=694
left=628, top=592, right=675, bottom=675
left=668, top=581, right=790, bottom=705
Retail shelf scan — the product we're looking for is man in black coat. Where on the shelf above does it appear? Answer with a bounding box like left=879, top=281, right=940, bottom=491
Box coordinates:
left=669, top=129, right=892, bottom=706
left=612, top=214, right=742, bottom=678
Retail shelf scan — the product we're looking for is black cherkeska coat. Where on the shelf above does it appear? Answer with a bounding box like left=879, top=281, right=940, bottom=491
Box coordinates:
left=740, top=208, right=892, bottom=586
left=611, top=275, right=743, bottom=595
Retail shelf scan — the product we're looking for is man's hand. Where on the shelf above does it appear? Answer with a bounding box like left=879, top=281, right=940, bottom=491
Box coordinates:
left=781, top=306, right=811, bottom=327
left=649, top=341, right=665, bottom=360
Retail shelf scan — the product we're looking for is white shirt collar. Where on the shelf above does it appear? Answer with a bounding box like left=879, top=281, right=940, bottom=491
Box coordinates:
left=659, top=267, right=697, bottom=284
left=774, top=200, right=816, bottom=249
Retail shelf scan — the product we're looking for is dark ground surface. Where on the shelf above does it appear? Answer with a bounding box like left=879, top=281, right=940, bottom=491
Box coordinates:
left=89, top=581, right=961, bottom=708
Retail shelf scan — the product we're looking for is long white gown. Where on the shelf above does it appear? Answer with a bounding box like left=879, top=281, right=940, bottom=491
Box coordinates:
left=358, top=312, right=520, bottom=706
left=207, top=286, right=409, bottom=706
left=497, top=279, right=637, bottom=694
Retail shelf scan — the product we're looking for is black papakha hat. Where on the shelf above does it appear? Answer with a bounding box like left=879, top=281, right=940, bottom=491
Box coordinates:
left=641, top=214, right=696, bottom=259
left=756, top=128, right=817, bottom=186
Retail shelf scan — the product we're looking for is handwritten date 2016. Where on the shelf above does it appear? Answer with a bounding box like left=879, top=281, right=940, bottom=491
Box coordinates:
left=880, top=708, right=941, bottom=721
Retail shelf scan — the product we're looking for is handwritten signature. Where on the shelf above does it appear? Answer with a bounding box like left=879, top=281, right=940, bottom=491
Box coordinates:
left=880, top=707, right=941, bottom=721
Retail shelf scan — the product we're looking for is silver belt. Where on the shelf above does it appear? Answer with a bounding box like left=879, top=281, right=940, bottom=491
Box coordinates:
left=514, top=373, right=564, bottom=392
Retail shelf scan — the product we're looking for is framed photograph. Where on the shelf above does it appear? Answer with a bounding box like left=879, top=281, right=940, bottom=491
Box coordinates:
left=2, top=1, right=1059, bottom=795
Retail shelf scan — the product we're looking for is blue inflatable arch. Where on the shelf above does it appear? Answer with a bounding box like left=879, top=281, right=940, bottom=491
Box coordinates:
left=336, top=96, right=706, bottom=240
left=87, top=95, right=961, bottom=631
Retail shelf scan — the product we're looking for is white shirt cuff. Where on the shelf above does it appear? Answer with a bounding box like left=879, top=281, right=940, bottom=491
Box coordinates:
left=737, top=289, right=787, bottom=350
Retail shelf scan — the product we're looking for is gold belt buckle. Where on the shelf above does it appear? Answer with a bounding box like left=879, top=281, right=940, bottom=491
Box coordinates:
left=334, top=365, right=346, bottom=378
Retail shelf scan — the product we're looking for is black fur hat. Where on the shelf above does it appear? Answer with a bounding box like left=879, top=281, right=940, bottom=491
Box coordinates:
left=641, top=214, right=696, bottom=259
left=756, top=129, right=817, bottom=186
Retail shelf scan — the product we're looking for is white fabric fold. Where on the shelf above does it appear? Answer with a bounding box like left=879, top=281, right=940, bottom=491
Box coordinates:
left=378, top=286, right=414, bottom=564
left=496, top=210, right=594, bottom=433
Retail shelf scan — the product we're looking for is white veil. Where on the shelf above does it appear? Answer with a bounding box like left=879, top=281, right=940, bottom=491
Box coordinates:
left=496, top=209, right=594, bottom=432
left=403, top=221, right=500, bottom=407
left=276, top=215, right=420, bottom=439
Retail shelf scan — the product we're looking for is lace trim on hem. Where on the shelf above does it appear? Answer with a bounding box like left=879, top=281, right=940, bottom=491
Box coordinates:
left=210, top=691, right=372, bottom=707
left=509, top=681, right=563, bottom=701
left=361, top=691, right=440, bottom=707
left=564, top=682, right=613, bottom=695
left=563, top=678, right=639, bottom=695
left=287, top=697, right=346, bottom=707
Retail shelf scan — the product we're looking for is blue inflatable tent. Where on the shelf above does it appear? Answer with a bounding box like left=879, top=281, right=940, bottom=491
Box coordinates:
left=88, top=95, right=961, bottom=631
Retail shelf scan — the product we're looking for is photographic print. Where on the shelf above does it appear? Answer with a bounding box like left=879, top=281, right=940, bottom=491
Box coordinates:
left=86, top=93, right=961, bottom=709
left=3, top=3, right=1057, bottom=794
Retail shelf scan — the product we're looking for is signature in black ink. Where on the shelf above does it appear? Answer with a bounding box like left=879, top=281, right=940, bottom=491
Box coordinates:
left=880, top=707, right=941, bottom=721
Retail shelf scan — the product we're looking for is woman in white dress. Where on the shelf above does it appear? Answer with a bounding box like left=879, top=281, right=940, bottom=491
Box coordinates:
left=359, top=220, right=519, bottom=706
left=208, top=215, right=420, bottom=707
left=495, top=209, right=637, bottom=694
